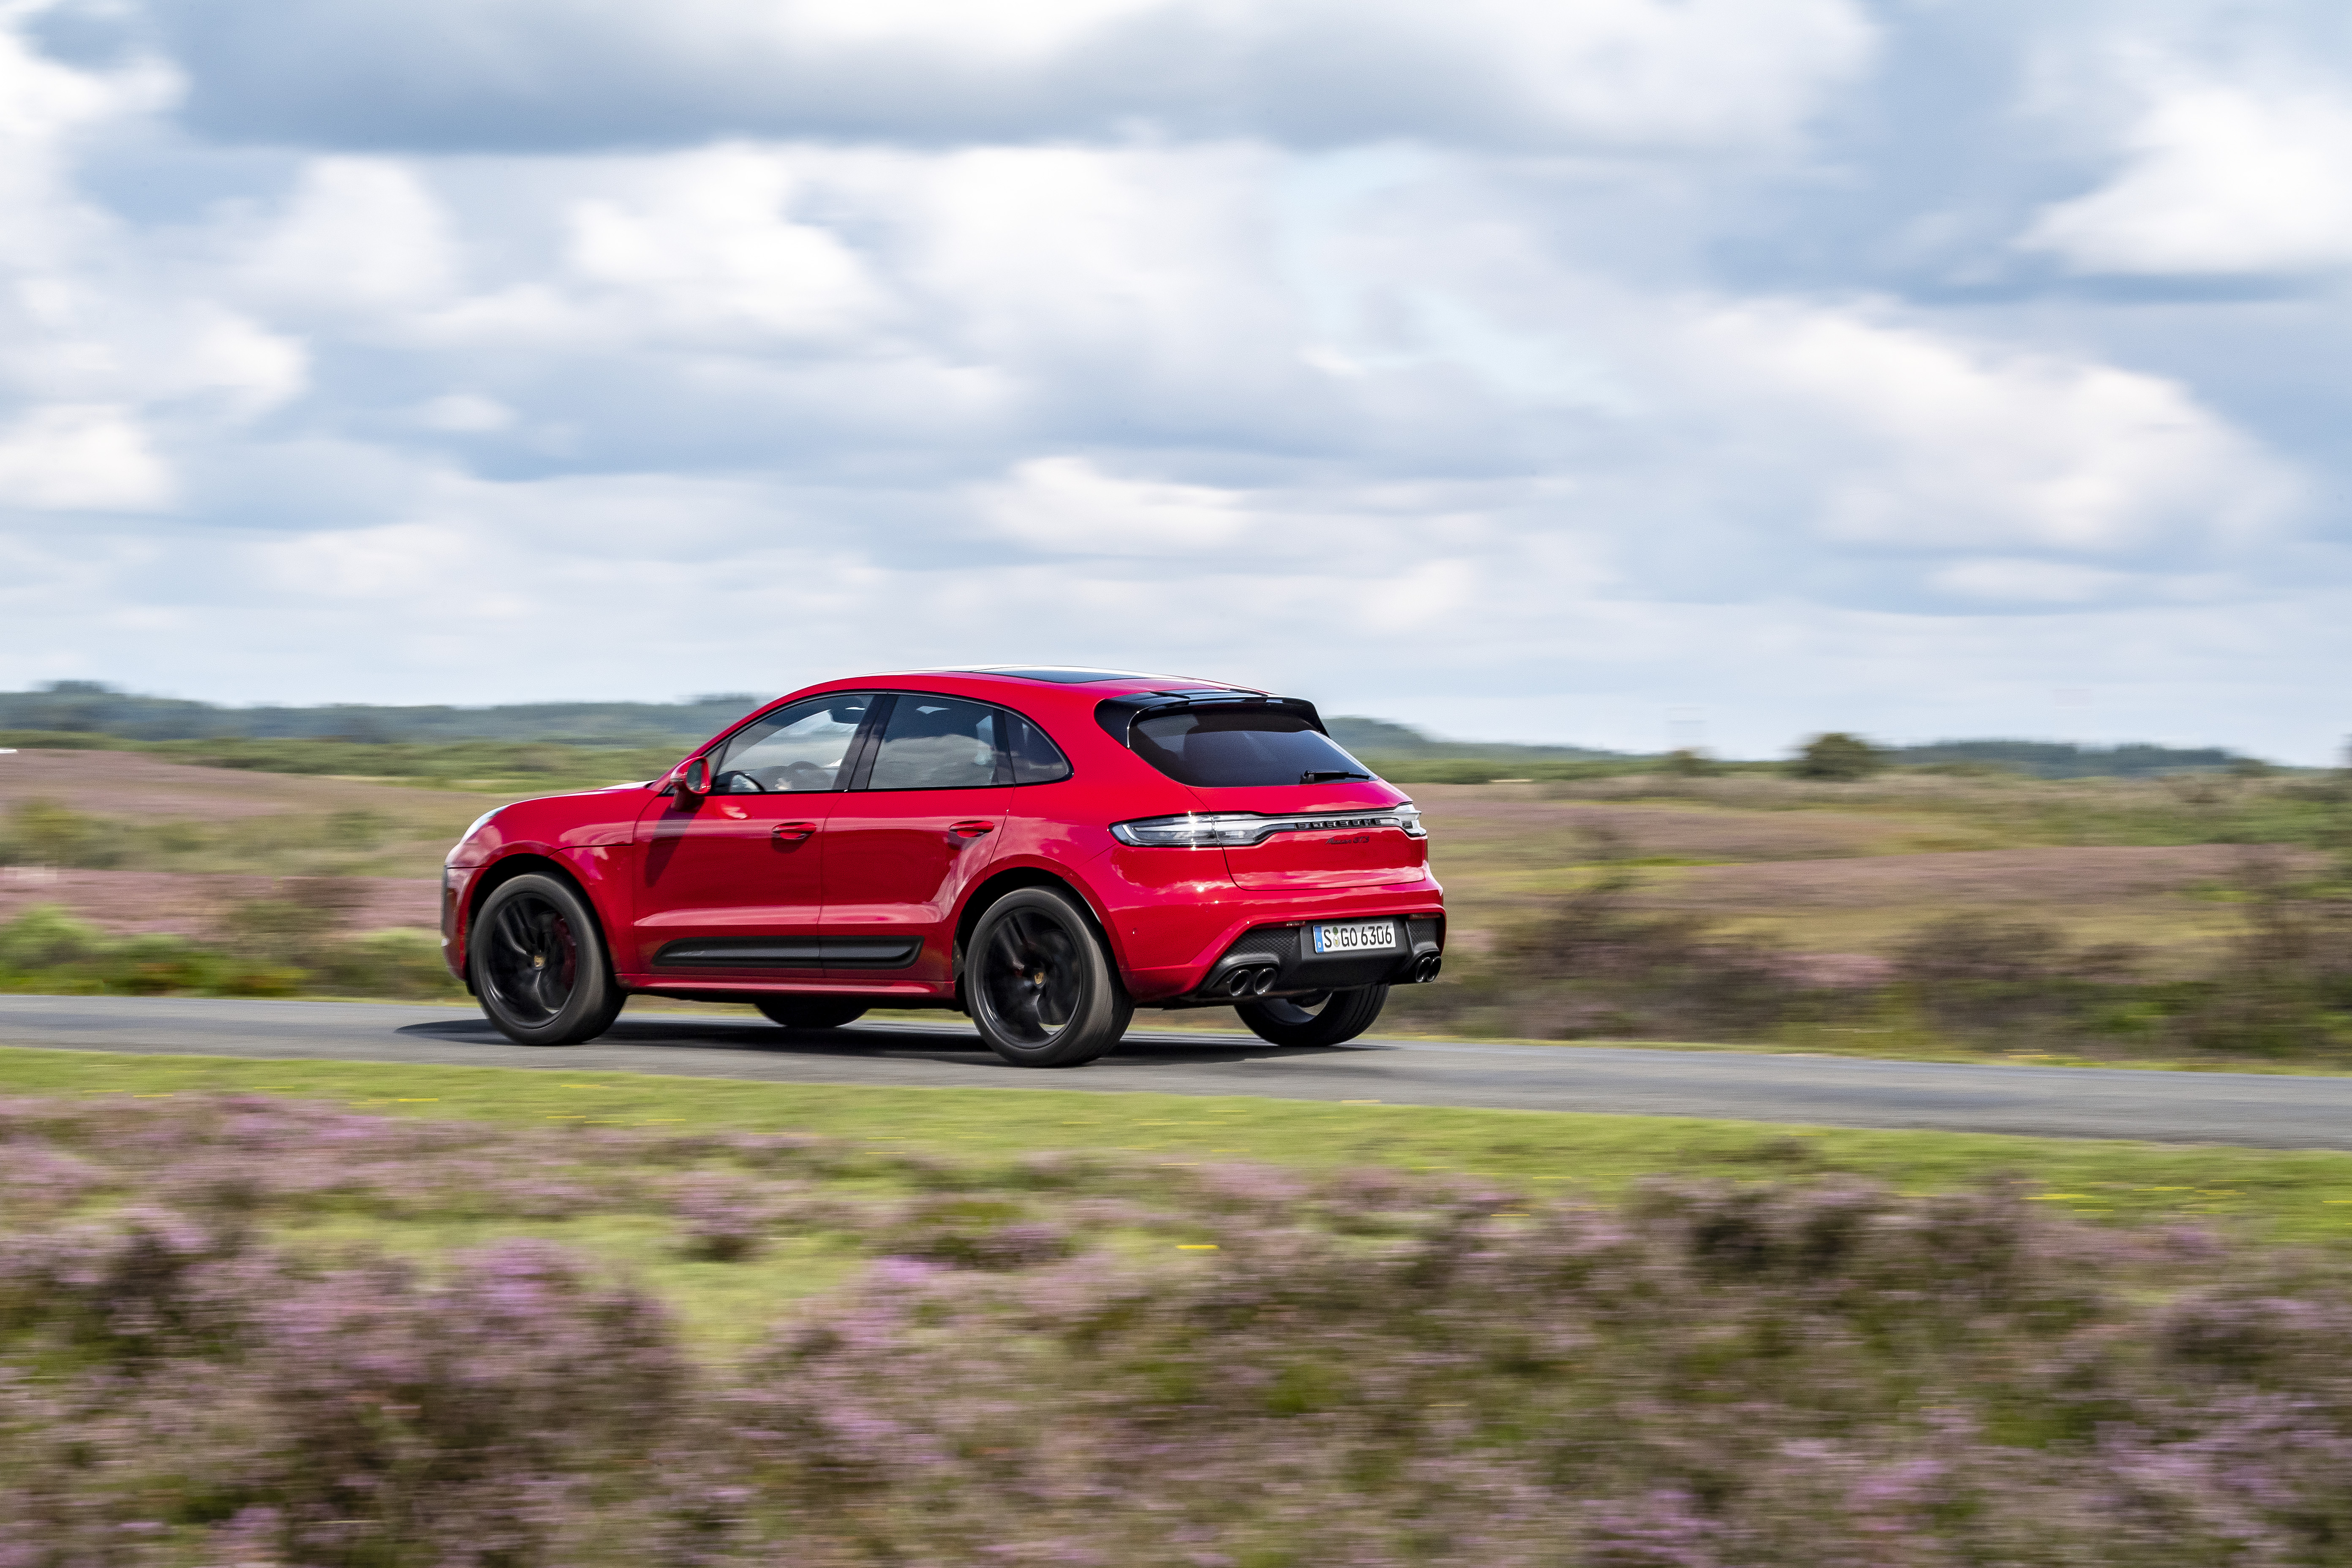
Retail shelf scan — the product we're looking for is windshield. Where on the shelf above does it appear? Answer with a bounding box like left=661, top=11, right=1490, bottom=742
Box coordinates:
left=1128, top=709, right=1372, bottom=788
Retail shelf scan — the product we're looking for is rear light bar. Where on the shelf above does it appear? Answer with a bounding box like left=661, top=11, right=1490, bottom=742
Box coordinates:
left=1111, top=805, right=1424, bottom=848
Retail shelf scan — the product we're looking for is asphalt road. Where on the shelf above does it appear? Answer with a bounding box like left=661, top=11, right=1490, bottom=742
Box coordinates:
left=4, top=994, right=2349, bottom=1149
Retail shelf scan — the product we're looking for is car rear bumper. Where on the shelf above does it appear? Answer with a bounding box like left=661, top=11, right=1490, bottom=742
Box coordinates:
left=1176, top=915, right=1445, bottom=1004
left=1104, top=879, right=1446, bottom=1004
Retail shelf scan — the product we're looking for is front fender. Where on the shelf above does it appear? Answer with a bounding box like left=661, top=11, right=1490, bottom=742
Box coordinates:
left=444, top=838, right=635, bottom=983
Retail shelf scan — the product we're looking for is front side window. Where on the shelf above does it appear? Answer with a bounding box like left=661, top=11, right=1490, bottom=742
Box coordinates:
left=711, top=694, right=873, bottom=792
left=1129, top=709, right=1371, bottom=788
left=866, top=695, right=1004, bottom=791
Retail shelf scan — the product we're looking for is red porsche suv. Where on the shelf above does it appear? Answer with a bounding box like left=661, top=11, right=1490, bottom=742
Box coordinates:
left=441, top=667, right=1445, bottom=1066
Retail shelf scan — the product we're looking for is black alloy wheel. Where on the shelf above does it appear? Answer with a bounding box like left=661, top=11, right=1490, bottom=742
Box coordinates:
left=1235, top=985, right=1390, bottom=1048
left=966, top=886, right=1132, bottom=1067
left=755, top=997, right=870, bottom=1030
left=469, top=873, right=625, bottom=1046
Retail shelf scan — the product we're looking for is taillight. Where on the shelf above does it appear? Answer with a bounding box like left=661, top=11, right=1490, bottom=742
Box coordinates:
left=1111, top=806, right=1426, bottom=848
left=1111, top=814, right=1275, bottom=848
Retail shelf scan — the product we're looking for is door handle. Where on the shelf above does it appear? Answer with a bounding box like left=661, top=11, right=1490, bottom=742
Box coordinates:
left=772, top=821, right=818, bottom=843
left=949, top=820, right=996, bottom=840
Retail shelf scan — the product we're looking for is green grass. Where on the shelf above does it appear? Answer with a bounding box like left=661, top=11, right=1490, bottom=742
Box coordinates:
left=8, top=1045, right=2352, bottom=1252
left=272, top=1210, right=870, bottom=1351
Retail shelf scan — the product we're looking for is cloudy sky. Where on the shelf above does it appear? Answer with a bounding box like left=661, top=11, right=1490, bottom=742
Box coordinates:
left=2, top=0, right=2348, bottom=759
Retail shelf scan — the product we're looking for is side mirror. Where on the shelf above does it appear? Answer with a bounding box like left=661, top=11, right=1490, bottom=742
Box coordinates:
left=676, top=755, right=713, bottom=797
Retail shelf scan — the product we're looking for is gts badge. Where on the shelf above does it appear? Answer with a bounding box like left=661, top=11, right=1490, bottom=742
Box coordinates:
left=1326, top=832, right=1372, bottom=845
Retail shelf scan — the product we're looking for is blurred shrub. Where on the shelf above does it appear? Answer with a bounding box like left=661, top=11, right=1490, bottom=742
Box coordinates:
left=1396, top=833, right=1846, bottom=1043
left=0, top=902, right=456, bottom=1000
left=1395, top=840, right=2352, bottom=1060
left=0, top=904, right=109, bottom=969
left=881, top=1195, right=1075, bottom=1269
left=326, top=807, right=391, bottom=849
left=672, top=1174, right=773, bottom=1261
left=2168, top=854, right=2352, bottom=1056
left=1790, top=731, right=1884, bottom=780
left=308, top=929, right=462, bottom=999
left=1894, top=913, right=2151, bottom=1046
left=220, top=896, right=314, bottom=964
left=1495, top=874, right=1806, bottom=1040
left=0, top=798, right=120, bottom=868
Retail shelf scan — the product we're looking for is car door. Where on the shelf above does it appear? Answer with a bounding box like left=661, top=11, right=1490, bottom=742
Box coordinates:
left=629, top=694, right=877, bottom=976
left=820, top=692, right=1011, bottom=983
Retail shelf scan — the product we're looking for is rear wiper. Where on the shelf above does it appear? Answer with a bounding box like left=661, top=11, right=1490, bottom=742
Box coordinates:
left=1301, top=769, right=1372, bottom=784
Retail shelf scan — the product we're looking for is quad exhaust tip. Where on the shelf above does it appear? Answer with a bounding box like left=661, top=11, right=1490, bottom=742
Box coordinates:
left=1413, top=953, right=1443, bottom=983
left=1222, top=964, right=1280, bottom=997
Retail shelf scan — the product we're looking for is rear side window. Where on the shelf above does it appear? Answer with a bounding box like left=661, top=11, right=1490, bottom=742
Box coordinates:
left=867, top=696, right=1003, bottom=790
left=860, top=695, right=1074, bottom=789
left=1129, top=709, right=1370, bottom=788
left=1002, top=709, right=1073, bottom=784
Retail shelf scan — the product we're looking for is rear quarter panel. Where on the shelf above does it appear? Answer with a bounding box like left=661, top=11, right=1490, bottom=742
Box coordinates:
left=1000, top=768, right=1440, bottom=1002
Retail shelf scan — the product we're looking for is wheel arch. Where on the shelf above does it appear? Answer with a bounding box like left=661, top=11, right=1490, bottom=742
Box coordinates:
left=952, top=864, right=1123, bottom=997
left=463, top=852, right=621, bottom=981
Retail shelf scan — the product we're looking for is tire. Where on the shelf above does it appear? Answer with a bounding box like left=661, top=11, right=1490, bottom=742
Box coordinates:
left=468, top=873, right=626, bottom=1046
left=1236, top=985, right=1389, bottom=1048
left=965, top=887, right=1132, bottom=1067
left=755, top=997, right=869, bottom=1030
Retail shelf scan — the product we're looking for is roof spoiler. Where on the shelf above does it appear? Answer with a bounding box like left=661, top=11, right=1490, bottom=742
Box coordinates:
left=1093, top=691, right=1327, bottom=748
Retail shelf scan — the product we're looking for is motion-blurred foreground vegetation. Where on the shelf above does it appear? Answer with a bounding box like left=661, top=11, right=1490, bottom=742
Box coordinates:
left=5, top=1085, right=2352, bottom=1565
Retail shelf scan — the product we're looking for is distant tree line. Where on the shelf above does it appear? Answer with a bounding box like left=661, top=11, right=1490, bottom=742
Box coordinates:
left=1320, top=716, right=1625, bottom=763
left=1789, top=734, right=2262, bottom=781
left=0, top=681, right=766, bottom=746
left=0, top=682, right=2271, bottom=777
left=1886, top=738, right=2249, bottom=778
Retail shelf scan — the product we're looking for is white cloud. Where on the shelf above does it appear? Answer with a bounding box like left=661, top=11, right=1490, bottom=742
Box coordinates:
left=240, top=158, right=459, bottom=310
left=161, top=309, right=308, bottom=417
left=2023, top=71, right=2352, bottom=275
left=0, top=404, right=172, bottom=510
left=762, top=0, right=1166, bottom=62
left=0, top=16, right=175, bottom=267
left=562, top=146, right=883, bottom=340
left=902, top=145, right=1289, bottom=376
left=1683, top=301, right=2295, bottom=558
left=1401, top=0, right=1876, bottom=150
left=977, top=455, right=1247, bottom=553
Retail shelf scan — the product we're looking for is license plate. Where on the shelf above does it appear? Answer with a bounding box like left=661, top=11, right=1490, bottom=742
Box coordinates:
left=1313, top=920, right=1397, bottom=954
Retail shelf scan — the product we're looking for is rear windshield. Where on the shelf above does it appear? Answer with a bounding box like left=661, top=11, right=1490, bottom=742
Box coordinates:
left=1128, top=709, right=1372, bottom=788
